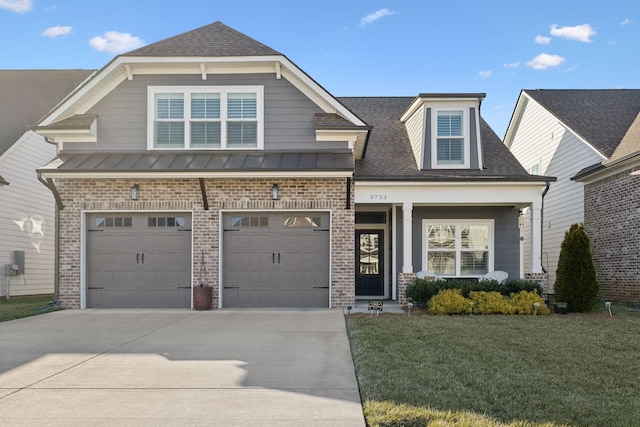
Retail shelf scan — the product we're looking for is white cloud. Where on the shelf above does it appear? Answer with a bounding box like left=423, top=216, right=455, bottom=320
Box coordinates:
left=526, top=53, right=566, bottom=70
left=479, top=70, right=492, bottom=78
left=360, top=8, right=396, bottom=27
left=535, top=35, right=551, bottom=44
left=89, top=31, right=145, bottom=54
left=620, top=18, right=634, bottom=26
left=41, top=25, right=72, bottom=39
left=503, top=61, right=520, bottom=69
left=550, top=24, right=597, bottom=42
left=0, top=0, right=33, bottom=13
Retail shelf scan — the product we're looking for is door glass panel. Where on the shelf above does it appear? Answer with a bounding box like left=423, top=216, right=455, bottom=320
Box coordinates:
left=359, top=233, right=379, bottom=275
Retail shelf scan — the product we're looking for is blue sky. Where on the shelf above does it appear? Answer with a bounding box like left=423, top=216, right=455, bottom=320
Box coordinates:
left=1, top=0, right=638, bottom=136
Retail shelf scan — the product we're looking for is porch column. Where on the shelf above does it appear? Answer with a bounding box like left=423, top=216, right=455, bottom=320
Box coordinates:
left=530, top=202, right=543, bottom=273
left=402, top=202, right=413, bottom=273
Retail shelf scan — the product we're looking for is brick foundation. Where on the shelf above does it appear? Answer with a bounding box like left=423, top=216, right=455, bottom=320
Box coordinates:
left=54, top=177, right=355, bottom=309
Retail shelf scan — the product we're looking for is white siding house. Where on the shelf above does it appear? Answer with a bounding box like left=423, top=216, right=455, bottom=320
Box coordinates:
left=505, top=89, right=640, bottom=289
left=0, top=132, right=57, bottom=296
left=0, top=70, right=93, bottom=298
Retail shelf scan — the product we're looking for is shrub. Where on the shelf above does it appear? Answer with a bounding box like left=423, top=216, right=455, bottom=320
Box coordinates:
left=555, top=223, right=599, bottom=312
left=510, top=291, right=550, bottom=315
left=405, top=279, right=446, bottom=306
left=405, top=278, right=542, bottom=306
left=502, top=279, right=543, bottom=296
left=428, top=289, right=470, bottom=315
left=469, top=291, right=515, bottom=314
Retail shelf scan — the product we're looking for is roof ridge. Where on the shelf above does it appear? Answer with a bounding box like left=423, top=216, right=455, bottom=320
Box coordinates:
left=122, top=21, right=281, bottom=58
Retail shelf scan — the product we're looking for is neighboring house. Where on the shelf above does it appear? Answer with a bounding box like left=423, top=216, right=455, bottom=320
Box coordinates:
left=505, top=89, right=640, bottom=298
left=574, top=112, right=640, bottom=301
left=33, top=22, right=552, bottom=309
left=0, top=70, right=93, bottom=298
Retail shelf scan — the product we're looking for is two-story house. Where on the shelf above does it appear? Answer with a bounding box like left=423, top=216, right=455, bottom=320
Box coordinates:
left=34, top=22, right=552, bottom=309
left=505, top=89, right=640, bottom=299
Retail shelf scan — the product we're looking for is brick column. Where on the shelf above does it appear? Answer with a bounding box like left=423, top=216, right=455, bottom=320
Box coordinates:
left=398, top=272, right=417, bottom=306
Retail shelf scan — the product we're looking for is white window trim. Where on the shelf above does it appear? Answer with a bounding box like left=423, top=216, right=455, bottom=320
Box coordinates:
left=421, top=219, right=494, bottom=277
left=147, top=85, right=264, bottom=150
left=430, top=107, right=471, bottom=169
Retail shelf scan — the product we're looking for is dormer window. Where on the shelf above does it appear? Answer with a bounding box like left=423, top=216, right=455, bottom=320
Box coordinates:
left=432, top=108, right=470, bottom=168
left=148, top=86, right=263, bottom=150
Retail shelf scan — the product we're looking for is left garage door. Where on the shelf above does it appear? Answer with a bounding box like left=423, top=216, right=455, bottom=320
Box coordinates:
left=86, top=213, right=192, bottom=308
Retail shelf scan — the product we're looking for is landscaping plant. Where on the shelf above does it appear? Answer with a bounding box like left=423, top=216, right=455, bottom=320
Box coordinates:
left=554, top=223, right=599, bottom=312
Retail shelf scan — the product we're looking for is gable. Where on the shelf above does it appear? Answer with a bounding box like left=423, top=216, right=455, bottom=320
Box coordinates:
left=341, top=97, right=534, bottom=181
left=519, top=89, right=640, bottom=158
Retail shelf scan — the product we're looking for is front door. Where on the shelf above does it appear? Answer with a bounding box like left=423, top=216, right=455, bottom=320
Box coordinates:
left=355, top=230, right=384, bottom=296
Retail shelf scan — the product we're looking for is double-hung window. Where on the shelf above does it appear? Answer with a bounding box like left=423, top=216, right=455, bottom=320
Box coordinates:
left=433, top=109, right=469, bottom=168
left=423, top=220, right=493, bottom=277
left=148, top=86, right=263, bottom=149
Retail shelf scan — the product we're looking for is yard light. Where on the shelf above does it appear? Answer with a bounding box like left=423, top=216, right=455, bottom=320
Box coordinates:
left=533, top=301, right=540, bottom=315
left=469, top=300, right=474, bottom=315
left=407, top=301, right=414, bottom=316
left=605, top=301, right=612, bottom=316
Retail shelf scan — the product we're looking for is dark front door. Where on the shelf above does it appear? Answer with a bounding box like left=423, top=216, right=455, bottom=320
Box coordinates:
left=355, top=230, right=384, bottom=296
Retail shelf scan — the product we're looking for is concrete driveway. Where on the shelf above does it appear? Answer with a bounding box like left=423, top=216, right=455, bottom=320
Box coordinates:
left=0, top=309, right=365, bottom=426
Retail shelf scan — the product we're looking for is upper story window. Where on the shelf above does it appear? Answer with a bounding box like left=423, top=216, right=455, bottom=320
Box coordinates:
left=433, top=109, right=469, bottom=168
left=148, top=86, right=263, bottom=150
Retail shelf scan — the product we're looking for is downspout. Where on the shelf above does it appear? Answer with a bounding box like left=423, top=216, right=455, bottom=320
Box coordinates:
left=37, top=172, right=62, bottom=304
left=540, top=181, right=551, bottom=274
left=39, top=136, right=63, bottom=304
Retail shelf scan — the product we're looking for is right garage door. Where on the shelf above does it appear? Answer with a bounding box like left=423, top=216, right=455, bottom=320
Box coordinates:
left=222, top=212, right=330, bottom=308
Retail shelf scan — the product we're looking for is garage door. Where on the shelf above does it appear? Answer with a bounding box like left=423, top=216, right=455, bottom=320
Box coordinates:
left=86, top=213, right=192, bottom=308
left=223, top=212, right=330, bottom=307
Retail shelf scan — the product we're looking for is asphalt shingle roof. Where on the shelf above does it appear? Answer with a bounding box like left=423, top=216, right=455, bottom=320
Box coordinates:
left=123, top=21, right=281, bottom=58
left=0, top=70, right=94, bottom=156
left=525, top=89, right=640, bottom=158
left=338, top=97, right=534, bottom=180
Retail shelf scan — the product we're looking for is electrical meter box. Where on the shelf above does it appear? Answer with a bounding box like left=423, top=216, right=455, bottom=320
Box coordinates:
left=13, top=250, right=25, bottom=275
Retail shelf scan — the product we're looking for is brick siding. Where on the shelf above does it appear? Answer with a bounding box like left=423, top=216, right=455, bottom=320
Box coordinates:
left=397, top=272, right=417, bottom=306
left=584, top=168, right=640, bottom=301
left=54, top=177, right=354, bottom=308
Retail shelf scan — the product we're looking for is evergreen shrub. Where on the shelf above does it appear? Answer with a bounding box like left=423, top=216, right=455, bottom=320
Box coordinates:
left=555, top=223, right=599, bottom=312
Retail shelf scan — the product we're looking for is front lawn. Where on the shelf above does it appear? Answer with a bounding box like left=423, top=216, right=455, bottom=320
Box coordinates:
left=347, top=307, right=640, bottom=426
left=0, top=294, right=60, bottom=322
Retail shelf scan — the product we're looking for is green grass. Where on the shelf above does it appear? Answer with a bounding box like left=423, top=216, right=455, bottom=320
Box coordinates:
left=0, top=294, right=61, bottom=322
left=347, top=307, right=640, bottom=427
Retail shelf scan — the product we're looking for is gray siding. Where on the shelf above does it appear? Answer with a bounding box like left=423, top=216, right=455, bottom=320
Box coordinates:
left=76, top=73, right=345, bottom=153
left=395, top=206, right=520, bottom=281
left=423, top=108, right=432, bottom=167
left=469, top=107, right=479, bottom=168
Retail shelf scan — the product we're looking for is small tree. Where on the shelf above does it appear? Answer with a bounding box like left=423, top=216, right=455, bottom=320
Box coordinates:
left=554, top=223, right=599, bottom=312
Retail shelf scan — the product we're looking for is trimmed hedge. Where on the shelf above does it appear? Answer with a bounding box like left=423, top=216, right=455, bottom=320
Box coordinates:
left=405, top=278, right=542, bottom=306
left=428, top=290, right=549, bottom=315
